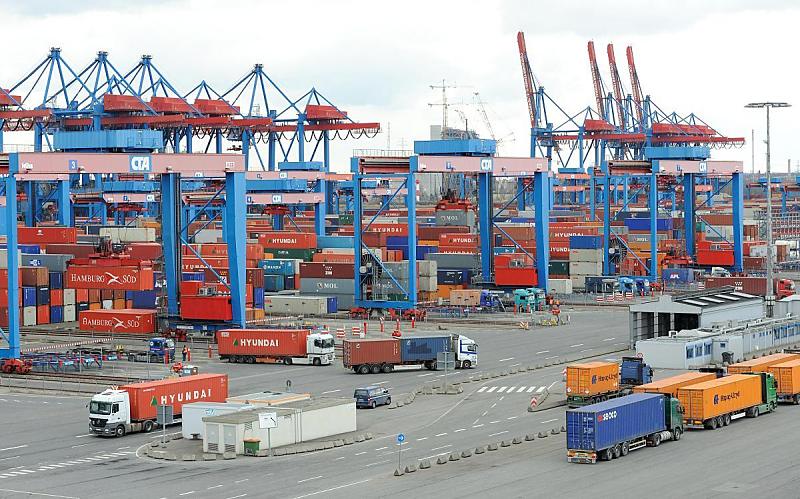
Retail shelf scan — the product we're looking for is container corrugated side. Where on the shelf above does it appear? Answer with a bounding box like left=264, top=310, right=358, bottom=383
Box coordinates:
left=727, top=353, right=800, bottom=374
left=123, top=374, right=228, bottom=421
left=633, top=372, right=716, bottom=397
left=343, top=339, right=401, bottom=367
left=677, top=374, right=763, bottom=422
left=399, top=336, right=451, bottom=363
left=216, top=329, right=310, bottom=357
left=567, top=393, right=665, bottom=451
left=566, top=362, right=619, bottom=397
left=768, top=359, right=800, bottom=396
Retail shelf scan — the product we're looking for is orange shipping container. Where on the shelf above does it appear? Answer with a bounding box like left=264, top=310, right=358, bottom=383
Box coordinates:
left=677, top=374, right=763, bottom=423
left=566, top=362, right=619, bottom=397
left=767, top=359, right=800, bottom=398
left=633, top=372, right=716, bottom=397
left=727, top=353, right=800, bottom=374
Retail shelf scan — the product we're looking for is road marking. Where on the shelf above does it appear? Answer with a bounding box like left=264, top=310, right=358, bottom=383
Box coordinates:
left=419, top=452, right=449, bottom=461
left=354, top=451, right=367, bottom=456
left=489, top=431, right=509, bottom=437
left=291, top=479, right=371, bottom=499
left=602, top=337, right=615, bottom=341
left=116, top=446, right=130, bottom=450
left=541, top=418, right=558, bottom=424
left=430, top=445, right=452, bottom=452
left=486, top=387, right=497, bottom=393
left=375, top=447, right=388, bottom=451
left=298, top=476, right=324, bottom=484
left=516, top=387, right=526, bottom=393
left=498, top=357, right=514, bottom=362
left=373, top=381, right=388, bottom=385
left=454, top=428, right=466, bottom=433
left=178, top=492, right=195, bottom=496
left=472, top=424, right=484, bottom=428
left=416, top=437, right=428, bottom=441
left=481, top=411, right=488, bottom=417
left=536, top=386, right=546, bottom=393
left=0, top=490, right=78, bottom=499
left=418, top=373, right=434, bottom=377
left=477, top=387, right=487, bottom=393
left=364, top=460, right=390, bottom=468
left=71, top=444, right=89, bottom=449
left=545, top=356, right=558, bottom=360
left=207, top=485, right=224, bottom=490
left=489, top=420, right=500, bottom=424
left=0, top=446, right=27, bottom=452
left=548, top=381, right=557, bottom=390
left=569, top=343, right=584, bottom=348
left=434, top=433, right=447, bottom=437
left=535, top=350, right=549, bottom=355
left=234, top=479, right=249, bottom=484
left=507, top=416, right=518, bottom=420
left=526, top=386, right=536, bottom=393
left=505, top=386, right=516, bottom=393
left=74, top=434, right=92, bottom=438
left=0, top=456, right=19, bottom=462
left=321, top=389, right=341, bottom=395
left=334, top=456, right=346, bottom=461
left=224, top=495, right=248, bottom=499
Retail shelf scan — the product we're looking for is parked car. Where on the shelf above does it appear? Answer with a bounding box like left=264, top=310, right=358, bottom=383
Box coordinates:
left=354, top=386, right=391, bottom=408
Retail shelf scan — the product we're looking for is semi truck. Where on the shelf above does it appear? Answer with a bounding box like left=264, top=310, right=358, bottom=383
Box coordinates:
left=216, top=329, right=335, bottom=366
left=726, top=352, right=800, bottom=375
left=702, top=276, right=795, bottom=299
left=566, top=393, right=684, bottom=463
left=566, top=357, right=653, bottom=408
left=125, top=337, right=176, bottom=363
left=88, top=373, right=228, bottom=437
left=677, top=372, right=777, bottom=429
left=343, top=334, right=477, bottom=374
left=767, top=359, right=800, bottom=404
left=633, top=371, right=717, bottom=397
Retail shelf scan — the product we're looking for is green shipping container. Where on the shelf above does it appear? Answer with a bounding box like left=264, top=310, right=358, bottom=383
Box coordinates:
left=549, top=260, right=569, bottom=276
left=263, top=248, right=316, bottom=261
left=339, top=214, right=354, bottom=225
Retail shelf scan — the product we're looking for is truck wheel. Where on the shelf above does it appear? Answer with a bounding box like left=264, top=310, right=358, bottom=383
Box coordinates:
left=652, top=433, right=662, bottom=447
left=708, top=418, right=717, bottom=430
left=370, top=364, right=381, bottom=375
left=381, top=364, right=393, bottom=373
left=312, top=358, right=321, bottom=366
left=283, top=358, right=292, bottom=365
left=143, top=420, right=154, bottom=433
left=723, top=413, right=731, bottom=426
left=672, top=428, right=682, bottom=441
left=358, top=365, right=370, bottom=375
left=128, top=354, right=135, bottom=362
left=752, top=407, right=759, bottom=418
left=613, top=444, right=621, bottom=459
left=462, top=360, right=471, bottom=369
left=794, top=395, right=800, bottom=405
left=115, top=425, right=126, bottom=437
left=621, top=442, right=629, bottom=456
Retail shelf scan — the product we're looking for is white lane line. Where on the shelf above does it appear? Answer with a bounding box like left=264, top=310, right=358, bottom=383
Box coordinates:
left=545, top=355, right=558, bottom=360
left=498, top=357, right=514, bottom=362
left=536, top=386, right=546, bottom=393
left=516, top=387, right=526, bottom=393
left=489, top=431, right=509, bottom=437
left=434, top=433, right=447, bottom=437
left=291, top=479, right=371, bottom=499
left=472, top=418, right=480, bottom=425
left=453, top=428, right=466, bottom=433
left=234, top=479, right=249, bottom=484
left=569, top=343, right=584, bottom=348
left=477, top=387, right=487, bottom=393
left=526, top=386, right=536, bottom=393
left=506, top=386, right=517, bottom=393
left=207, top=485, right=224, bottom=490
left=224, top=495, right=248, bottom=499
left=481, top=411, right=488, bottom=417
left=0, top=446, right=27, bottom=452
left=430, top=445, right=452, bottom=452
left=334, top=456, right=346, bottom=461
left=602, top=337, right=615, bottom=341
left=507, top=416, right=518, bottom=420
left=178, top=492, right=195, bottom=497
left=491, top=403, right=497, bottom=409
left=535, top=350, right=549, bottom=355
left=71, top=444, right=88, bottom=449
left=496, top=387, right=506, bottom=393
left=0, top=488, right=81, bottom=498
left=486, top=387, right=498, bottom=393
left=416, top=437, right=428, bottom=441
left=472, top=424, right=484, bottom=428
left=297, top=476, right=324, bottom=484
left=372, top=381, right=388, bottom=385
left=354, top=451, right=367, bottom=456
left=364, top=460, right=390, bottom=468
left=0, top=456, right=19, bottom=462
left=540, top=418, right=558, bottom=424
left=548, top=381, right=558, bottom=390
left=375, top=447, right=388, bottom=451
left=489, top=420, right=500, bottom=424
left=74, top=434, right=92, bottom=438
left=418, top=373, right=434, bottom=377
left=321, top=389, right=341, bottom=395
left=116, top=446, right=130, bottom=450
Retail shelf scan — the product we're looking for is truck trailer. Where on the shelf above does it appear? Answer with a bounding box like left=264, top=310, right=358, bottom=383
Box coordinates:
left=677, top=372, right=777, bottom=429
left=702, top=276, right=795, bottom=299
left=767, top=359, right=800, bottom=404
left=726, top=352, right=800, bottom=375
left=566, top=358, right=652, bottom=408
left=343, top=334, right=477, bottom=374
left=633, top=372, right=717, bottom=397
left=88, top=373, right=228, bottom=437
left=566, top=393, right=684, bottom=463
left=216, top=329, right=335, bottom=366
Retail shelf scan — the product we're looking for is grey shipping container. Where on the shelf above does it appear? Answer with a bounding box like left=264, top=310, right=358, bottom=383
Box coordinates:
left=569, top=248, right=603, bottom=263
left=400, top=336, right=451, bottom=362
left=299, top=278, right=356, bottom=295
left=263, top=296, right=328, bottom=315
left=425, top=253, right=480, bottom=270
left=569, top=261, right=603, bottom=275
left=22, top=253, right=73, bottom=272
left=435, top=210, right=476, bottom=227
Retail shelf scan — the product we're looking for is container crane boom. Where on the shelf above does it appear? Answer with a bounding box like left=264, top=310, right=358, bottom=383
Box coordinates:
left=587, top=41, right=606, bottom=119
left=626, top=46, right=644, bottom=127
left=606, top=43, right=626, bottom=129
left=517, top=31, right=538, bottom=129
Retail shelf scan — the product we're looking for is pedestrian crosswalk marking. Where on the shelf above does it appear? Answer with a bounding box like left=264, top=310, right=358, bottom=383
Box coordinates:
left=477, top=386, right=549, bottom=395
left=486, top=387, right=498, bottom=393
left=0, top=452, right=134, bottom=481
left=536, top=386, right=546, bottom=393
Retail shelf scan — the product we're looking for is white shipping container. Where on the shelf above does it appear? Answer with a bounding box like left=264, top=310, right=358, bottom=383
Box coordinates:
left=63, top=288, right=76, bottom=305
left=0, top=249, right=22, bottom=269
left=63, top=304, right=77, bottom=322
left=568, top=248, right=603, bottom=263
left=418, top=275, right=438, bottom=292
left=23, top=307, right=37, bottom=326
left=263, top=295, right=329, bottom=315
left=102, top=300, right=113, bottom=310
left=569, top=261, right=603, bottom=275
left=99, top=227, right=157, bottom=243
left=570, top=276, right=586, bottom=290
left=193, top=229, right=223, bottom=244
left=547, top=278, right=573, bottom=295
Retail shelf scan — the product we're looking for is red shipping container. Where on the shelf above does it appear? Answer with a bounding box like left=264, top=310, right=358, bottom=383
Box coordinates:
left=299, top=262, right=354, bottom=279
left=182, top=257, right=229, bottom=272
left=44, top=243, right=97, bottom=259
left=203, top=267, right=230, bottom=281
left=21, top=267, right=49, bottom=287
left=0, top=288, right=21, bottom=307
left=216, top=329, right=312, bottom=358
left=257, top=232, right=317, bottom=249
left=125, top=243, right=162, bottom=261
left=50, top=289, right=63, bottom=307
left=495, top=267, right=537, bottom=287
left=342, top=338, right=401, bottom=369
left=0, top=307, right=10, bottom=327
left=312, top=253, right=355, bottom=264
left=37, top=305, right=49, bottom=324
left=121, top=374, right=228, bottom=421
left=439, top=234, right=479, bottom=246
left=0, top=269, right=22, bottom=289
left=180, top=281, right=204, bottom=296
left=18, top=227, right=78, bottom=244
left=418, top=225, right=469, bottom=240
left=79, top=309, right=157, bottom=334
left=180, top=296, right=232, bottom=321
left=84, top=289, right=96, bottom=303
left=66, top=266, right=155, bottom=291
left=366, top=223, right=408, bottom=236
left=113, top=299, right=125, bottom=309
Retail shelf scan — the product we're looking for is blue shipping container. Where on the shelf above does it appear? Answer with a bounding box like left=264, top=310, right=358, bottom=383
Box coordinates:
left=624, top=218, right=673, bottom=231
left=566, top=393, right=666, bottom=452
left=22, top=287, right=37, bottom=307
left=263, top=274, right=285, bottom=292
left=661, top=268, right=694, bottom=284
left=20, top=245, right=41, bottom=254
left=258, top=259, right=296, bottom=277
left=569, top=235, right=603, bottom=250
left=78, top=303, right=90, bottom=312
left=399, top=336, right=451, bottom=363
left=493, top=247, right=516, bottom=255
left=254, top=288, right=265, bottom=308
left=37, top=287, right=50, bottom=305
left=50, top=306, right=63, bottom=323
left=326, top=297, right=338, bottom=314
left=49, top=272, right=63, bottom=290
left=182, top=272, right=205, bottom=282
left=131, top=290, right=157, bottom=309
left=386, top=236, right=408, bottom=247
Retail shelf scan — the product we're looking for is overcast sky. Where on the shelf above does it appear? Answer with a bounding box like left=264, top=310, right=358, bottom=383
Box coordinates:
left=1, top=0, right=797, bottom=174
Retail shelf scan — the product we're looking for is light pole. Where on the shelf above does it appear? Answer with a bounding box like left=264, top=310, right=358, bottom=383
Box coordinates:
left=745, top=102, right=791, bottom=317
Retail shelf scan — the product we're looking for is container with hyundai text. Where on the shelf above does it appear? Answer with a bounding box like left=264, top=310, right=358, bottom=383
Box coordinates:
left=216, top=329, right=335, bottom=366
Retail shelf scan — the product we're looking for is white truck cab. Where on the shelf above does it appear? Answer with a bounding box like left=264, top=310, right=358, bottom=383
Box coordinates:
left=302, top=332, right=336, bottom=366
left=88, top=389, right=141, bottom=437
left=454, top=334, right=478, bottom=369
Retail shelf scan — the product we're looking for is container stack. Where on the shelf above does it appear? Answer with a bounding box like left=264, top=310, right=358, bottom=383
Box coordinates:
left=298, top=262, right=355, bottom=310
left=569, top=235, right=603, bottom=291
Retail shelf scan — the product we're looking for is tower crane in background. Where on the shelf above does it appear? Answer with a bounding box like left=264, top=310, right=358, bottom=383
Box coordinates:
left=587, top=41, right=607, bottom=121
left=473, top=92, right=515, bottom=153
left=516, top=31, right=539, bottom=130
left=606, top=43, right=627, bottom=131
left=428, top=79, right=459, bottom=136
left=626, top=46, right=645, bottom=130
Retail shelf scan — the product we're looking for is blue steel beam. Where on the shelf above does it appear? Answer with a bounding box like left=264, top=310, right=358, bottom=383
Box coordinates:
left=225, top=172, right=247, bottom=327
left=649, top=171, right=658, bottom=281
left=160, top=174, right=180, bottom=316
left=478, top=172, right=492, bottom=281
left=0, top=157, right=20, bottom=359
left=732, top=172, right=744, bottom=272
left=56, top=180, right=72, bottom=226
left=406, top=172, right=418, bottom=305
left=683, top=173, right=695, bottom=257
left=533, top=171, right=550, bottom=287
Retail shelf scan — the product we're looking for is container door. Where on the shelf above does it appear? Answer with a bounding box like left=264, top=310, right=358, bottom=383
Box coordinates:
left=571, top=412, right=595, bottom=449
left=223, top=424, right=236, bottom=454
left=690, top=391, right=703, bottom=420
left=207, top=424, right=220, bottom=453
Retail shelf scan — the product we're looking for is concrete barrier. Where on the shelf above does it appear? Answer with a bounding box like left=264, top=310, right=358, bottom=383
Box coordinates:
left=419, top=459, right=431, bottom=469
left=222, top=452, right=236, bottom=460
left=512, top=437, right=522, bottom=445
left=405, top=464, right=417, bottom=473
left=334, top=440, right=344, bottom=447
left=437, top=456, right=448, bottom=465
left=538, top=432, right=547, bottom=438
left=343, top=437, right=355, bottom=445
left=475, top=446, right=486, bottom=454
left=500, top=440, right=511, bottom=447
left=365, top=433, right=374, bottom=440
left=449, top=452, right=460, bottom=461
left=487, top=443, right=499, bottom=451
left=525, top=434, right=536, bottom=441
left=203, top=454, right=217, bottom=461
left=165, top=454, right=178, bottom=461
left=181, top=454, right=197, bottom=461
left=550, top=428, right=560, bottom=435
left=355, top=435, right=365, bottom=442
left=394, top=468, right=404, bottom=476
left=461, top=449, right=472, bottom=458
